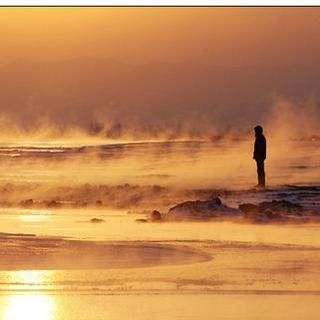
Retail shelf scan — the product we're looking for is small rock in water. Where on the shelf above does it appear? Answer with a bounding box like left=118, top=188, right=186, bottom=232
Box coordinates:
left=135, top=218, right=148, bottom=223
left=149, top=210, right=162, bottom=221
left=90, top=218, right=104, bottom=223
left=212, top=197, right=222, bottom=205
left=95, top=200, right=103, bottom=206
left=20, top=199, right=34, bottom=207
left=45, top=200, right=61, bottom=208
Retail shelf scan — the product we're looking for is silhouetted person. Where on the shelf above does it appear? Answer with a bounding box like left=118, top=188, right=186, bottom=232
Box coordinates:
left=253, top=125, right=266, bottom=188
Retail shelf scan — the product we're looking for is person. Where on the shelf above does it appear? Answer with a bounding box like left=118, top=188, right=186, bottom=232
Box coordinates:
left=253, top=125, right=266, bottom=189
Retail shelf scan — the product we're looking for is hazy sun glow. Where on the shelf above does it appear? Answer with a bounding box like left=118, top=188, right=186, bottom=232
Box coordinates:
left=9, top=270, right=49, bottom=285
left=3, top=294, right=54, bottom=320
left=19, top=213, right=51, bottom=223
left=0, top=8, right=319, bottom=320
left=3, top=271, right=55, bottom=320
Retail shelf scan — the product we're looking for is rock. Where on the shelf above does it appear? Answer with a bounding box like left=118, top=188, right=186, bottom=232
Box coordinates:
left=213, top=197, right=222, bottom=205
left=149, top=210, right=162, bottom=221
left=264, top=209, right=282, bottom=220
left=45, top=200, right=61, bottom=208
left=95, top=200, right=103, bottom=206
left=239, top=203, right=259, bottom=214
left=168, top=196, right=240, bottom=220
left=252, top=212, right=269, bottom=222
left=20, top=199, right=34, bottom=207
left=75, top=201, right=88, bottom=208
left=259, top=200, right=302, bottom=213
left=135, top=218, right=148, bottom=223
left=90, top=218, right=104, bottom=223
left=239, top=199, right=304, bottom=222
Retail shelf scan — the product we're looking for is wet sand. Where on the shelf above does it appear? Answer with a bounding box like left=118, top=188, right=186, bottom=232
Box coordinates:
left=0, top=233, right=319, bottom=319
left=0, top=235, right=210, bottom=271
left=0, top=234, right=319, bottom=294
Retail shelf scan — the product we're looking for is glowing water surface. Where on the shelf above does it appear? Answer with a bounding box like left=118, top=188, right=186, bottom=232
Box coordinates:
left=0, top=140, right=319, bottom=319
left=1, top=292, right=319, bottom=320
left=0, top=208, right=320, bottom=246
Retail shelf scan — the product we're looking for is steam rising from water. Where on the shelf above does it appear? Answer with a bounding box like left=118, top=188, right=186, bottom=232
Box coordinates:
left=0, top=95, right=319, bottom=142
left=0, top=97, right=319, bottom=210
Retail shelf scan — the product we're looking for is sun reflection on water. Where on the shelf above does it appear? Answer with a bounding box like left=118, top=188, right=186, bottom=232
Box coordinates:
left=8, top=270, right=51, bottom=289
left=3, top=271, right=55, bottom=320
left=3, top=294, right=55, bottom=320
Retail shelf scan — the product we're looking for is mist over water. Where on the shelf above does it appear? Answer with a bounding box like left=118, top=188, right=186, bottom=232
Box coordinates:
left=0, top=137, right=319, bottom=211
left=1, top=10, right=320, bottom=320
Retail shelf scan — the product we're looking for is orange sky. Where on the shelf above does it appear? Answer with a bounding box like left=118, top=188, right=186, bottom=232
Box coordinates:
left=0, top=7, right=320, bottom=137
left=1, top=7, right=320, bottom=66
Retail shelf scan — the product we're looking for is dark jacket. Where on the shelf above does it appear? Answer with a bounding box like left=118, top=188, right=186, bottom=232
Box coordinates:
left=253, top=134, right=266, bottom=160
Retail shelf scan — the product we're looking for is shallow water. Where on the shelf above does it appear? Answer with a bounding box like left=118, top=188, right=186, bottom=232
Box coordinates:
left=0, top=140, right=319, bottom=319
left=0, top=207, right=319, bottom=319
left=0, top=139, right=319, bottom=189
left=0, top=208, right=320, bottom=246
left=0, top=293, right=319, bottom=320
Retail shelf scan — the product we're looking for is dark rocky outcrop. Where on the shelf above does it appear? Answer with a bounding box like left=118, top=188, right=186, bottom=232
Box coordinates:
left=167, top=197, right=240, bottom=220
left=259, top=200, right=302, bottom=212
left=239, top=199, right=318, bottom=222
left=149, top=196, right=320, bottom=223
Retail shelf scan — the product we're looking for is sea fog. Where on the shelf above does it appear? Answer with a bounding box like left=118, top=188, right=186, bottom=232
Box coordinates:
left=0, top=126, right=319, bottom=320
left=0, top=137, right=319, bottom=208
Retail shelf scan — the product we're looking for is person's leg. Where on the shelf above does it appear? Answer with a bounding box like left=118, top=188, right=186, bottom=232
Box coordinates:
left=257, top=160, right=265, bottom=187
left=256, top=160, right=260, bottom=186
left=261, top=161, right=265, bottom=187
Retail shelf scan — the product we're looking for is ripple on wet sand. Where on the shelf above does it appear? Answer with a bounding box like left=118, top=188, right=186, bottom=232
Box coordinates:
left=0, top=236, right=211, bottom=270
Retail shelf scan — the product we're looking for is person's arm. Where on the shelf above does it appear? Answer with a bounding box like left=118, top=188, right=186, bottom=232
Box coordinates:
left=253, top=139, right=257, bottom=159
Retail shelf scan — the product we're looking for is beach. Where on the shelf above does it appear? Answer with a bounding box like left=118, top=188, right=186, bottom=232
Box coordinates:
left=2, top=7, right=320, bottom=319
left=0, top=140, right=319, bottom=319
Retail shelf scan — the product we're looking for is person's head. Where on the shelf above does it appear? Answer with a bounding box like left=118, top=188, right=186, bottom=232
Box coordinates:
left=254, top=125, right=263, bottom=136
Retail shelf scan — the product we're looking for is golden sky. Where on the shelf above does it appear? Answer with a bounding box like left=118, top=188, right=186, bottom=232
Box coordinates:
left=0, top=7, right=320, bottom=135
left=1, top=7, right=320, bottom=66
